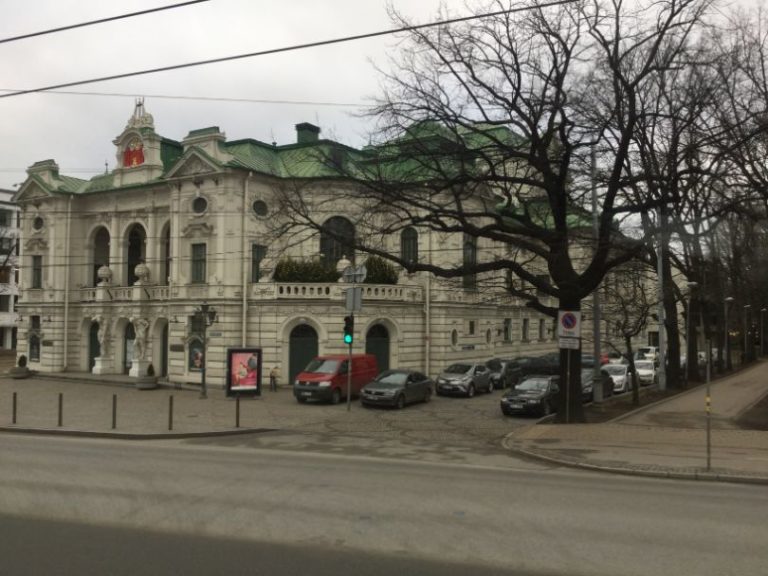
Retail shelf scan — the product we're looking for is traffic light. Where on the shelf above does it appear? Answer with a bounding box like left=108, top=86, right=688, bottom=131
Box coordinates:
left=343, top=315, right=354, bottom=345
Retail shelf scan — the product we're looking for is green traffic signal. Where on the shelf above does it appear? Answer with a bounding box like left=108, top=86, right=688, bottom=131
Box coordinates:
left=343, top=315, right=354, bottom=344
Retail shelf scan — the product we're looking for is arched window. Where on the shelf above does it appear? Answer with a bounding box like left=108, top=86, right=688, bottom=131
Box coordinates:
left=126, top=224, right=146, bottom=286
left=462, top=234, right=477, bottom=290
left=320, top=216, right=355, bottom=264
left=401, top=227, right=418, bottom=265
left=93, top=227, right=110, bottom=286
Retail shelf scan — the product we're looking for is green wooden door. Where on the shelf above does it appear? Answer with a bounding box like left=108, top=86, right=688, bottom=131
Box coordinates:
left=289, top=324, right=318, bottom=384
left=365, top=324, right=390, bottom=373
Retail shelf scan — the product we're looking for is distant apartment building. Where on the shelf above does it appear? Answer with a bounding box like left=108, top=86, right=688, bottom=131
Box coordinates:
left=0, top=188, right=19, bottom=349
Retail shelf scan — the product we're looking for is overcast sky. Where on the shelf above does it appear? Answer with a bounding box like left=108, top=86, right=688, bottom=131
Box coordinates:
left=0, top=0, right=469, bottom=190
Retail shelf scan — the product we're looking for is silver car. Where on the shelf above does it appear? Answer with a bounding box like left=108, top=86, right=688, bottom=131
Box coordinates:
left=436, top=363, right=493, bottom=397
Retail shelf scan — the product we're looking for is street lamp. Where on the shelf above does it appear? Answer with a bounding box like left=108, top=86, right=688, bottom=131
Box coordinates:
left=744, top=304, right=752, bottom=364
left=724, top=297, right=734, bottom=371
left=685, top=282, right=698, bottom=387
left=194, top=301, right=217, bottom=399
left=761, top=308, right=767, bottom=356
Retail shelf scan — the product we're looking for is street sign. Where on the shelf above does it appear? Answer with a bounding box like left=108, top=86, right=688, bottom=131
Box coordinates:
left=559, top=337, right=581, bottom=350
left=345, top=286, right=362, bottom=312
left=557, top=310, right=582, bottom=338
left=342, top=264, right=367, bottom=283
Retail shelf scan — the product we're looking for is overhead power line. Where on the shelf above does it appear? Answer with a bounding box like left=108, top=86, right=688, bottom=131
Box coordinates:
left=0, top=0, right=579, bottom=100
left=0, top=0, right=211, bottom=45
left=0, top=87, right=363, bottom=108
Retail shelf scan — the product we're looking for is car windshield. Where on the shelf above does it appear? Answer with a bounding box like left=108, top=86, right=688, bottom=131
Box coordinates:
left=604, top=364, right=626, bottom=375
left=635, top=361, right=654, bottom=370
left=516, top=379, right=548, bottom=392
left=372, top=371, right=408, bottom=386
left=303, top=359, right=340, bottom=374
left=445, top=364, right=471, bottom=374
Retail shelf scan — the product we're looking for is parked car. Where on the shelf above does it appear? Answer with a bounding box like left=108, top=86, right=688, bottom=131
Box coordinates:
left=293, top=354, right=378, bottom=404
left=634, top=360, right=657, bottom=386
left=634, top=346, right=659, bottom=362
left=603, top=363, right=632, bottom=393
left=360, top=369, right=433, bottom=409
left=517, top=354, right=560, bottom=378
left=486, top=358, right=519, bottom=389
left=580, top=368, right=614, bottom=402
left=436, top=362, right=493, bottom=397
left=582, top=353, right=610, bottom=367
left=500, top=375, right=560, bottom=416
left=607, top=351, right=629, bottom=364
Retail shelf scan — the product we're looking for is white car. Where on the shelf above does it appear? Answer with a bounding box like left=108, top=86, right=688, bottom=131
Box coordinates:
left=634, top=360, right=657, bottom=386
left=604, top=363, right=631, bottom=393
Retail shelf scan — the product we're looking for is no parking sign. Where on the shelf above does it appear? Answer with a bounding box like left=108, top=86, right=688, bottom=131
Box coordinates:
left=557, top=310, right=581, bottom=338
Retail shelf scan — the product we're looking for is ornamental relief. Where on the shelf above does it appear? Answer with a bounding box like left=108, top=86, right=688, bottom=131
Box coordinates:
left=175, top=156, right=216, bottom=177
left=181, top=221, right=214, bottom=238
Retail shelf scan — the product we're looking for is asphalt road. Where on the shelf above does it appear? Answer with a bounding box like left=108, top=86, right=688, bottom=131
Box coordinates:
left=1, top=434, right=766, bottom=575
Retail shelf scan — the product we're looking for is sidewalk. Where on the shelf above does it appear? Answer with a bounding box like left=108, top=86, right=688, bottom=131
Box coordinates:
left=503, top=361, right=768, bottom=485
left=1, top=364, right=767, bottom=485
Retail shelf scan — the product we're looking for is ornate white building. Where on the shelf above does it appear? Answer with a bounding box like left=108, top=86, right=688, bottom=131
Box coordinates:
left=14, top=102, right=564, bottom=389
left=0, top=188, right=19, bottom=350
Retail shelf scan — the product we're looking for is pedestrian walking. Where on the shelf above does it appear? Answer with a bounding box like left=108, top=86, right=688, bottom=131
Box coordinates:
left=269, top=366, right=280, bottom=391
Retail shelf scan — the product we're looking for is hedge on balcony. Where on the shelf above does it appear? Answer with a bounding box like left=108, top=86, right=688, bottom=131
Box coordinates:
left=363, top=256, right=399, bottom=285
left=272, top=258, right=341, bottom=283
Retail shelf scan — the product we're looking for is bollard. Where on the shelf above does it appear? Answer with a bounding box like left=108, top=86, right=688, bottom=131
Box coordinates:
left=236, top=395, right=240, bottom=428
left=112, top=394, right=117, bottom=430
left=58, top=393, right=63, bottom=427
left=12, top=391, right=17, bottom=424
left=168, top=395, right=174, bottom=431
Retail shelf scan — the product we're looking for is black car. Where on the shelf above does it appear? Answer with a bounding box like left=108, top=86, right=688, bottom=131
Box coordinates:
left=580, top=368, right=614, bottom=402
left=500, top=375, right=560, bottom=417
left=486, top=358, right=520, bottom=389
left=360, top=369, right=433, bottom=409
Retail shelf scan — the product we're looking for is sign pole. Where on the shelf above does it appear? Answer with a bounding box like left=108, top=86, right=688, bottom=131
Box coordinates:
left=347, top=313, right=354, bottom=412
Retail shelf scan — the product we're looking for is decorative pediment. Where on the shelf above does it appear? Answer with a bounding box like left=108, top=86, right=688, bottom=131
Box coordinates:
left=167, top=151, right=220, bottom=179
left=15, top=181, right=52, bottom=204
left=24, top=237, right=49, bottom=252
left=181, top=221, right=215, bottom=238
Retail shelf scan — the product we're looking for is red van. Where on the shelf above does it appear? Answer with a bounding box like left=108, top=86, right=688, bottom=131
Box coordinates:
left=293, top=354, right=378, bottom=404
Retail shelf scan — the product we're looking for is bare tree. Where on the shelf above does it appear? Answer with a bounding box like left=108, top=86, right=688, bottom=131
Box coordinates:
left=274, top=0, right=716, bottom=422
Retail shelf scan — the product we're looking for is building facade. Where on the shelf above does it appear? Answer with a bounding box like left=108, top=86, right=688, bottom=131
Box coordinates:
left=14, top=102, right=614, bottom=389
left=0, top=189, right=19, bottom=350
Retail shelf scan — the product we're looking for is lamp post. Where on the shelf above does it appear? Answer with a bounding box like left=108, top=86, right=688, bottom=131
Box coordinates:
left=744, top=304, right=751, bottom=364
left=724, top=297, right=734, bottom=371
left=685, top=282, right=698, bottom=387
left=194, top=301, right=217, bottom=399
left=761, top=308, right=767, bottom=357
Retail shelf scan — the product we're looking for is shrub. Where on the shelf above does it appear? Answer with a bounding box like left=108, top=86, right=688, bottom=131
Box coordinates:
left=363, top=256, right=399, bottom=284
left=273, top=258, right=341, bottom=283
left=147, top=363, right=155, bottom=376
left=17, top=355, right=27, bottom=368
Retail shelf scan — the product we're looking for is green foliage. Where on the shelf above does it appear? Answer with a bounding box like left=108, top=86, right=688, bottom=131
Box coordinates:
left=17, top=355, right=27, bottom=368
left=363, top=255, right=399, bottom=284
left=273, top=258, right=341, bottom=283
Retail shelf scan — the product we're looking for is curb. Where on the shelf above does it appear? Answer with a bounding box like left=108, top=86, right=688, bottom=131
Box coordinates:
left=501, top=435, right=768, bottom=486
left=0, top=426, right=277, bottom=441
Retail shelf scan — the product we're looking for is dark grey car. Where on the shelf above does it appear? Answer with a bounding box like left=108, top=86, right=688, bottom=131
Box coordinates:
left=360, top=369, right=433, bottom=409
left=436, top=363, right=493, bottom=397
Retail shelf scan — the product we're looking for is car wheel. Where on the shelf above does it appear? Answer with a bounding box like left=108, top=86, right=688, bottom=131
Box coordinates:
left=542, top=402, right=552, bottom=416
left=296, top=397, right=307, bottom=404
left=396, top=394, right=406, bottom=409
left=467, top=384, right=475, bottom=398
left=423, top=389, right=432, bottom=403
left=487, top=380, right=494, bottom=394
left=331, top=388, right=341, bottom=405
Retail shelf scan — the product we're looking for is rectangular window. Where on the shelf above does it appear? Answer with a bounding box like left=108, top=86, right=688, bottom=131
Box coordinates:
left=522, top=318, right=530, bottom=341
left=191, top=244, right=206, bottom=283
left=0, top=238, right=14, bottom=254
left=0, top=295, right=9, bottom=312
left=32, top=255, right=42, bottom=289
left=251, top=244, right=267, bottom=283
left=538, top=318, right=546, bottom=340
left=31, top=315, right=41, bottom=330
left=0, top=210, right=10, bottom=227
left=0, top=266, right=9, bottom=283
left=468, top=320, right=476, bottom=336
left=503, top=318, right=512, bottom=342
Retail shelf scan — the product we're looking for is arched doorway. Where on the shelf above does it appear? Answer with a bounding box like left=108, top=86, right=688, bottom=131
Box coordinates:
left=126, top=224, right=146, bottom=285
left=89, top=322, right=100, bottom=370
left=289, top=324, right=318, bottom=384
left=366, top=324, right=390, bottom=372
left=123, top=323, right=135, bottom=374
